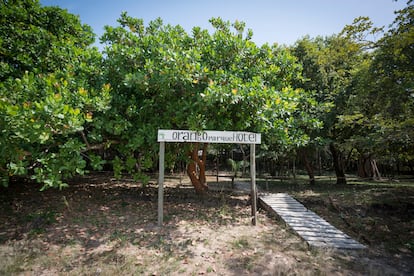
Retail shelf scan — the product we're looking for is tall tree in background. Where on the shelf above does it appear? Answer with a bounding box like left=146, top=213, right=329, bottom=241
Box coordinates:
left=292, top=0, right=414, bottom=182
left=0, top=0, right=111, bottom=188
left=292, top=34, right=364, bottom=184
left=339, top=1, right=414, bottom=177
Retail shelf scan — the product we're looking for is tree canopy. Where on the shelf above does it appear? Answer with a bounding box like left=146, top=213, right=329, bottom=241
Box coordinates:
left=0, top=0, right=110, bottom=188
left=338, top=1, right=414, bottom=175
left=1, top=0, right=413, bottom=189
left=291, top=1, right=414, bottom=182
left=97, top=13, right=320, bottom=187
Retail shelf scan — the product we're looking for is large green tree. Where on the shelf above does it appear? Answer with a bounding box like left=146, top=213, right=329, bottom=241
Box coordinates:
left=338, top=1, right=414, bottom=177
left=100, top=14, right=319, bottom=193
left=292, top=33, right=365, bottom=184
left=292, top=1, right=414, bottom=181
left=0, top=0, right=111, bottom=188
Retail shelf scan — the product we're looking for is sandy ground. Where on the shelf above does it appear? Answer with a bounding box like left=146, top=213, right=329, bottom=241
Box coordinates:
left=0, top=174, right=413, bottom=275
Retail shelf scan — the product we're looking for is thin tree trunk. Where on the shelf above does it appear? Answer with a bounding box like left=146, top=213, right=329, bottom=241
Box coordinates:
left=239, top=145, right=248, bottom=177
left=346, top=148, right=355, bottom=171
left=317, top=148, right=322, bottom=176
left=187, top=143, right=208, bottom=194
left=357, top=157, right=368, bottom=178
left=358, top=154, right=381, bottom=180
left=329, top=142, right=347, bottom=185
left=198, top=143, right=208, bottom=185
left=292, top=156, right=296, bottom=180
left=301, top=149, right=315, bottom=185
left=371, top=159, right=381, bottom=180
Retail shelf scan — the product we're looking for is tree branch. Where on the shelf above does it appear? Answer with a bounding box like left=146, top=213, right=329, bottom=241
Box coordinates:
left=79, top=130, right=119, bottom=152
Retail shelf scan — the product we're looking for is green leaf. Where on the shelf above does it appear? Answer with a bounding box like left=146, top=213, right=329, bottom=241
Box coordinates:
left=39, top=132, right=50, bottom=143
left=89, top=154, right=106, bottom=171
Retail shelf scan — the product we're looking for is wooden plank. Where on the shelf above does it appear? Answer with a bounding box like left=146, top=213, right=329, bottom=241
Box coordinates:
left=297, top=232, right=350, bottom=239
left=294, top=227, right=346, bottom=234
left=286, top=222, right=335, bottom=229
left=266, top=202, right=300, bottom=207
left=259, top=193, right=366, bottom=250
left=308, top=240, right=366, bottom=249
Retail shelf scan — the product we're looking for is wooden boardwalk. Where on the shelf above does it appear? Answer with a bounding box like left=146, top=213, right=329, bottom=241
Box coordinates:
left=259, top=193, right=366, bottom=250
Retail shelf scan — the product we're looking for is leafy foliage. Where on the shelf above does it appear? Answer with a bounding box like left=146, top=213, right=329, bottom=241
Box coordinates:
left=292, top=1, right=414, bottom=180
left=338, top=1, right=414, bottom=168
left=2, top=0, right=412, bottom=190
left=99, top=14, right=320, bottom=178
left=0, top=0, right=111, bottom=188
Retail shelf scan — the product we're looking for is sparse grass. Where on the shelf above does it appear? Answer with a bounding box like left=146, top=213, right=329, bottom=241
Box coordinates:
left=406, top=240, right=414, bottom=254
left=232, top=236, right=250, bottom=249
left=0, top=174, right=413, bottom=275
left=109, top=230, right=129, bottom=244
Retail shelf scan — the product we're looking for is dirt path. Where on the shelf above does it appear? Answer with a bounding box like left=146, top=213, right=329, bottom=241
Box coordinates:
left=0, top=175, right=413, bottom=275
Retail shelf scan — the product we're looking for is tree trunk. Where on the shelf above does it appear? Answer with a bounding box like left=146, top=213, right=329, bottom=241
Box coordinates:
left=371, top=159, right=381, bottom=180
left=329, top=143, right=347, bottom=185
left=301, top=149, right=315, bottom=185
left=317, top=148, right=322, bottom=176
left=292, top=156, right=296, bottom=180
left=239, top=145, right=248, bottom=177
left=357, top=156, right=367, bottom=178
left=187, top=143, right=208, bottom=194
left=357, top=154, right=382, bottom=180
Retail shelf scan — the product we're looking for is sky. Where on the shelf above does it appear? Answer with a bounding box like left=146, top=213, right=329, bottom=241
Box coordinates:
left=40, top=0, right=407, bottom=48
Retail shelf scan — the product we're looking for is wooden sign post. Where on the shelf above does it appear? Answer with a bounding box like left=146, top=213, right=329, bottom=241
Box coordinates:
left=157, top=129, right=261, bottom=226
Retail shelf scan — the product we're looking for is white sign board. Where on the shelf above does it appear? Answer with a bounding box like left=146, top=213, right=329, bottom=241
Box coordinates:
left=157, top=129, right=261, bottom=144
